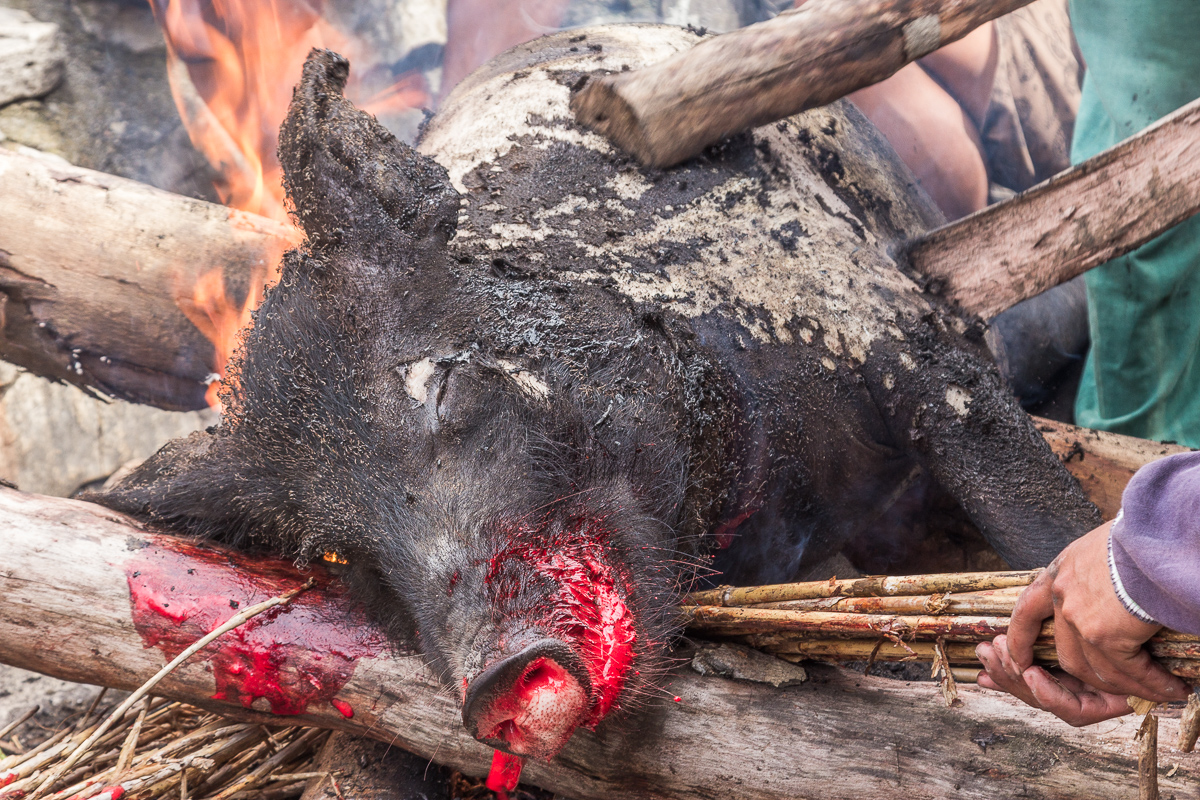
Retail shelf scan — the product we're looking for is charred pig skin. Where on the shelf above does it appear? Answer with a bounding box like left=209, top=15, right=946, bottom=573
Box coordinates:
left=95, top=28, right=1100, bottom=760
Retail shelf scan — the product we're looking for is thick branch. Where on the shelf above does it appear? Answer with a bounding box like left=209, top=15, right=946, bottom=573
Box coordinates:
left=0, top=147, right=295, bottom=410
left=907, top=96, right=1200, bottom=319
left=571, top=0, right=1033, bottom=168
left=0, top=488, right=1196, bottom=799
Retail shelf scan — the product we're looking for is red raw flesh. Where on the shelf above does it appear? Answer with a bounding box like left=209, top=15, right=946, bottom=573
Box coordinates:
left=331, top=698, right=354, bottom=719
left=127, top=539, right=384, bottom=717
left=487, top=518, right=637, bottom=731
left=485, top=750, right=525, bottom=800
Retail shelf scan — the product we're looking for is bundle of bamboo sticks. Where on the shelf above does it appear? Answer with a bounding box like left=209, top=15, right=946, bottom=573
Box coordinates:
left=0, top=695, right=331, bottom=800
left=682, top=570, right=1200, bottom=696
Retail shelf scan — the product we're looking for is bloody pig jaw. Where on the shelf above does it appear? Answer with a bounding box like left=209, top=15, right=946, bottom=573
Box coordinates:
left=481, top=517, right=637, bottom=758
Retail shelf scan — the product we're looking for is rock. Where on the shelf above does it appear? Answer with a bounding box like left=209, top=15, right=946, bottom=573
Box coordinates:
left=0, top=7, right=64, bottom=108
left=691, top=642, right=809, bottom=688
left=0, top=99, right=67, bottom=156
left=0, top=362, right=215, bottom=497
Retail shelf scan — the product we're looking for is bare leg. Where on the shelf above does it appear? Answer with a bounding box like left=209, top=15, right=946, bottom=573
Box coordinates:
left=849, top=64, right=989, bottom=220
left=441, top=0, right=571, bottom=100
left=919, top=21, right=999, bottom=131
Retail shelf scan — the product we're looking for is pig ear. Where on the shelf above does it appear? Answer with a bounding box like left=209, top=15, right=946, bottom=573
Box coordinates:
left=278, top=49, right=460, bottom=249
left=86, top=430, right=262, bottom=548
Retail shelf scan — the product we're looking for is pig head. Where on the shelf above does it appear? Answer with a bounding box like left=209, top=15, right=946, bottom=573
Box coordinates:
left=95, top=50, right=715, bottom=759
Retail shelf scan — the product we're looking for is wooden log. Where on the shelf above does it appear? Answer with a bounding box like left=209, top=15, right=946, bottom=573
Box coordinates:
left=907, top=96, right=1200, bottom=320
left=0, top=147, right=296, bottom=411
left=570, top=0, right=1034, bottom=168
left=1, top=488, right=1198, bottom=800
left=1033, top=416, right=1193, bottom=520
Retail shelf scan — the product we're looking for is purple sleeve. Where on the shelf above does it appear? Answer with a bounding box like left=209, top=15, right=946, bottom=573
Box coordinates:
left=1109, top=451, right=1200, bottom=635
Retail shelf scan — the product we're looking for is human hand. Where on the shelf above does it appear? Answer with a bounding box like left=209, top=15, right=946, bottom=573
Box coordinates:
left=975, top=520, right=1191, bottom=726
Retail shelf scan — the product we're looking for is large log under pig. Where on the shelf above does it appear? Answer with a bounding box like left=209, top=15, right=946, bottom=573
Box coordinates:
left=0, top=486, right=1196, bottom=800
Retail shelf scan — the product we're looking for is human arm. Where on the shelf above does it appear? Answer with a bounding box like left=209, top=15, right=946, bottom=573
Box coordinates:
left=976, top=451, right=1200, bottom=725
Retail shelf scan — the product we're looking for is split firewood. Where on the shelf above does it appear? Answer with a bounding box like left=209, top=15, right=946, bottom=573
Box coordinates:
left=1179, top=693, right=1200, bottom=753
left=0, top=146, right=295, bottom=411
left=1033, top=417, right=1193, bottom=520
left=571, top=0, right=1035, bottom=169
left=907, top=95, right=1200, bottom=320
left=1137, top=713, right=1160, bottom=800
left=1, top=487, right=1197, bottom=799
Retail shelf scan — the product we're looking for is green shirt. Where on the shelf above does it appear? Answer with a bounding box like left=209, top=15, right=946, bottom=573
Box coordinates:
left=1070, top=0, right=1200, bottom=446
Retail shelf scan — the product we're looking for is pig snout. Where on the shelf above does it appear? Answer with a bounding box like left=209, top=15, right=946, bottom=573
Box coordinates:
left=463, top=639, right=592, bottom=759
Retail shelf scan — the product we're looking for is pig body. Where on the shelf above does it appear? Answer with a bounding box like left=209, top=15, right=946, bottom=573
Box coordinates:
left=96, top=28, right=1100, bottom=759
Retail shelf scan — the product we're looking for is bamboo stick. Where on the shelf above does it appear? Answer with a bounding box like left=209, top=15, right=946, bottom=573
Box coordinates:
left=685, top=607, right=1027, bottom=640
left=750, top=587, right=1025, bottom=615
left=683, top=571, right=1038, bottom=607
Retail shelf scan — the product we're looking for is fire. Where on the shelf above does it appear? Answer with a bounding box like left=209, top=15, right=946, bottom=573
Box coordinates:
left=154, top=0, right=431, bottom=408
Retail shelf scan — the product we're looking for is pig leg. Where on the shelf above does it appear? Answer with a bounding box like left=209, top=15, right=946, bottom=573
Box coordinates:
left=870, top=333, right=1102, bottom=569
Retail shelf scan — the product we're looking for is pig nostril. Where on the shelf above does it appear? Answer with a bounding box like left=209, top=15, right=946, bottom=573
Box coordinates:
left=462, top=639, right=592, bottom=757
left=489, top=719, right=518, bottom=742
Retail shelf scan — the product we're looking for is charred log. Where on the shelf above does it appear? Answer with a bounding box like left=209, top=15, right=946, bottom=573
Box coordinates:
left=0, top=147, right=295, bottom=411
left=0, top=488, right=1195, bottom=800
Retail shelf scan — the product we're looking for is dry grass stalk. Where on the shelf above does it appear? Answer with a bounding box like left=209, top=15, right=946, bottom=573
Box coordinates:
left=0, top=696, right=332, bottom=800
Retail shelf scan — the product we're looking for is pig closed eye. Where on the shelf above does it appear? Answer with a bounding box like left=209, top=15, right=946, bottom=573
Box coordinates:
left=434, top=368, right=497, bottom=432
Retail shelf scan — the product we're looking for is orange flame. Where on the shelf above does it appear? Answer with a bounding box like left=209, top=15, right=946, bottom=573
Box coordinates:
left=155, top=0, right=431, bottom=409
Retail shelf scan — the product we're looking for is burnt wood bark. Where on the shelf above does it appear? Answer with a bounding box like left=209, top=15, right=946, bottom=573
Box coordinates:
left=570, top=0, right=1036, bottom=169
left=907, top=96, right=1200, bottom=319
left=0, top=147, right=295, bottom=411
left=0, top=488, right=1196, bottom=800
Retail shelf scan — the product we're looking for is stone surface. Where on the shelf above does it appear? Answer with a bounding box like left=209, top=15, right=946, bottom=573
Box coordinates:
left=0, top=6, right=63, bottom=107
left=0, top=0, right=220, bottom=201
left=0, top=362, right=215, bottom=497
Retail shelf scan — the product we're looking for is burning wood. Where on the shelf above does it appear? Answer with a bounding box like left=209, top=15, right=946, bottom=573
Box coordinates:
left=0, top=146, right=295, bottom=410
left=0, top=487, right=1196, bottom=799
